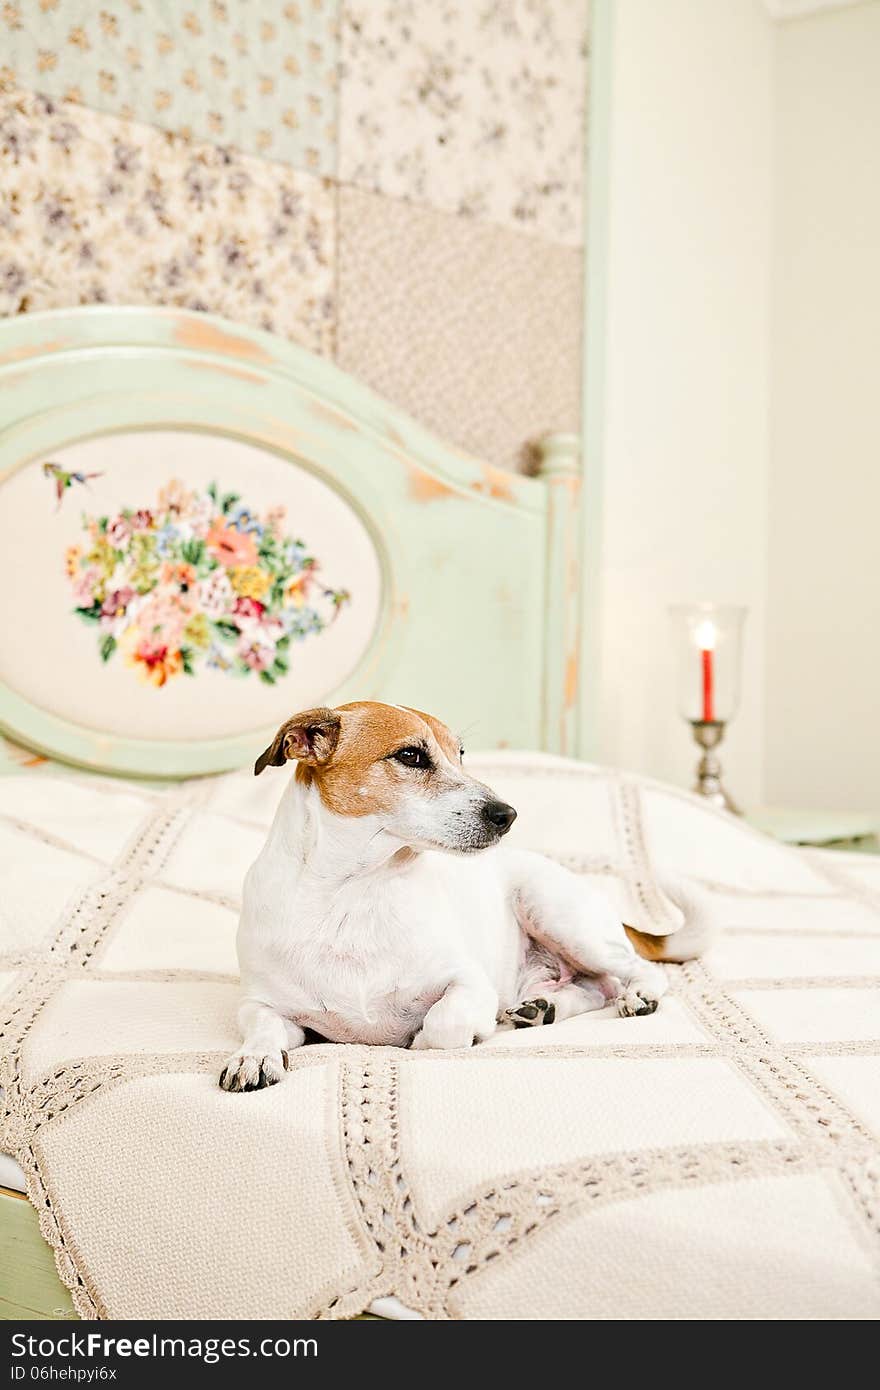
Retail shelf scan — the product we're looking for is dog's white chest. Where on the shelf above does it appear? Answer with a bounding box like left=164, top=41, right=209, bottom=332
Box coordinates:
left=263, top=924, right=450, bottom=1044
left=245, top=870, right=443, bottom=1030
left=296, top=991, right=443, bottom=1047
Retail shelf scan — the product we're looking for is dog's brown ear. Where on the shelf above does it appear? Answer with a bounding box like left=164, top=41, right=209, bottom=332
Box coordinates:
left=254, top=708, right=342, bottom=775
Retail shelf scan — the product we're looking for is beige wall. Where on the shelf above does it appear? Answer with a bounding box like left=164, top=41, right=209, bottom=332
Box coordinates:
left=594, top=0, right=774, bottom=806
left=765, top=1, right=880, bottom=812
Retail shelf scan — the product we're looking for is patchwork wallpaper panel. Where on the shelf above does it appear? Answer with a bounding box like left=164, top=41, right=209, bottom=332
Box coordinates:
left=337, top=185, right=583, bottom=472
left=339, top=0, right=589, bottom=245
left=0, top=87, right=335, bottom=351
left=0, top=2, right=589, bottom=469
left=0, top=0, right=339, bottom=175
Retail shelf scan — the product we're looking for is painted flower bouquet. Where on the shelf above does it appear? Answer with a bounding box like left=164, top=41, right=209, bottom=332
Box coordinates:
left=63, top=478, right=350, bottom=687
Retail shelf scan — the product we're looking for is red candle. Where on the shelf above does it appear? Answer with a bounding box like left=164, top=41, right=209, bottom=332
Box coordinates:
left=701, top=647, right=715, bottom=723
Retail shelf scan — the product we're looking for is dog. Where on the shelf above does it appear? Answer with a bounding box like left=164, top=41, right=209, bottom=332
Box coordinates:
left=220, top=701, right=711, bottom=1091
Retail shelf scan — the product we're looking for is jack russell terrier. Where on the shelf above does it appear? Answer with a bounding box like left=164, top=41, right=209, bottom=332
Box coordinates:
left=220, top=701, right=710, bottom=1091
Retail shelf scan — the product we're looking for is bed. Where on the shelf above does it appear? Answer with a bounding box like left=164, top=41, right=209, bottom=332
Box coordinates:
left=1, top=308, right=879, bottom=1321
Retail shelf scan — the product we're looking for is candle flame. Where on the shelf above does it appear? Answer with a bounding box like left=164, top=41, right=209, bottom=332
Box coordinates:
left=694, top=618, right=717, bottom=651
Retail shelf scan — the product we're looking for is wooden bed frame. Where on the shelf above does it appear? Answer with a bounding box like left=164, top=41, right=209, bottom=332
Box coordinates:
left=0, top=307, right=584, bottom=779
left=0, top=305, right=588, bottom=1319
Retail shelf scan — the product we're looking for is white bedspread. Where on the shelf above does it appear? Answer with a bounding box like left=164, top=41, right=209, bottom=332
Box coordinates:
left=1, top=753, right=879, bottom=1319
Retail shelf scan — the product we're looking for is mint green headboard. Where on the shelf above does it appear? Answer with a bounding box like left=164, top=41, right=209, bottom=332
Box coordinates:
left=0, top=307, right=581, bottom=777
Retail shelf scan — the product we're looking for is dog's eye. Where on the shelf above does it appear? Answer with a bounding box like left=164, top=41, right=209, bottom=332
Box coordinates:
left=392, top=746, right=432, bottom=769
left=459, top=746, right=465, bottom=761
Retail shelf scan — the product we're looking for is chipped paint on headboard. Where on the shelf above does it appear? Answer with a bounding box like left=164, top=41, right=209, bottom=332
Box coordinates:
left=0, top=307, right=582, bottom=777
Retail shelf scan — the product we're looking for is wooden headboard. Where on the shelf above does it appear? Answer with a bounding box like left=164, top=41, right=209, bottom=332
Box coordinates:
left=0, top=307, right=581, bottom=777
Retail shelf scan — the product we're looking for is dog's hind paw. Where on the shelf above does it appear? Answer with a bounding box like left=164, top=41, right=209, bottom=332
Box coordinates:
left=505, top=997, right=557, bottom=1029
left=616, top=989, right=659, bottom=1018
left=219, top=1049, right=289, bottom=1092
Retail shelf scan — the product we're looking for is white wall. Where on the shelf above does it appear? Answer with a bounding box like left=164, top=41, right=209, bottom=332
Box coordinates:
left=765, top=1, right=880, bottom=811
left=593, top=0, right=774, bottom=807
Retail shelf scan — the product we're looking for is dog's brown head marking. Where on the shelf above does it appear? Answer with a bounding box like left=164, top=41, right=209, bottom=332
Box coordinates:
left=256, top=702, right=461, bottom=814
left=255, top=701, right=515, bottom=850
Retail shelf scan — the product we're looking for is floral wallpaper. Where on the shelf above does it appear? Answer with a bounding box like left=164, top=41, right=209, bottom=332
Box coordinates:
left=0, top=86, right=335, bottom=351
left=0, top=0, right=339, bottom=176
left=0, top=2, right=590, bottom=470
left=339, top=0, right=589, bottom=246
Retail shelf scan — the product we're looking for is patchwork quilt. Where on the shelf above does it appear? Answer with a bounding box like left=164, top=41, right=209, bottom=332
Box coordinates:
left=1, top=752, right=879, bottom=1319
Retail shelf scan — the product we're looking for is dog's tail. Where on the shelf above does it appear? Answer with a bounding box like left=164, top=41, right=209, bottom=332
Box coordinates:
left=624, top=877, right=718, bottom=963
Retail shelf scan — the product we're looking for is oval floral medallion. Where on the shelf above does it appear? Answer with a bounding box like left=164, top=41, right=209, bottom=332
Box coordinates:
left=0, top=431, right=384, bottom=746
left=62, top=476, right=351, bottom=688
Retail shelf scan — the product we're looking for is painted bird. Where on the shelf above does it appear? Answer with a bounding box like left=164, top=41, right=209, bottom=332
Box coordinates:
left=42, top=461, right=104, bottom=508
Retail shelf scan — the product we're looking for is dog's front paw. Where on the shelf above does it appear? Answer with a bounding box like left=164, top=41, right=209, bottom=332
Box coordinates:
left=410, top=985, right=498, bottom=1050
left=410, top=1011, right=495, bottom=1050
left=410, top=1023, right=480, bottom=1050
left=219, top=1049, right=289, bottom=1092
left=616, top=989, right=659, bottom=1018
left=505, top=997, right=557, bottom=1029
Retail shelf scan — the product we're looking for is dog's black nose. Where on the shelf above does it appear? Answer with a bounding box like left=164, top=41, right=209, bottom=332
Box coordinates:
left=482, top=800, right=517, bottom=834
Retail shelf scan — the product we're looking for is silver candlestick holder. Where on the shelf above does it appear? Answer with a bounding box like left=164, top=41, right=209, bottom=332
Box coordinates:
left=670, top=603, right=747, bottom=817
left=690, top=720, right=741, bottom=815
